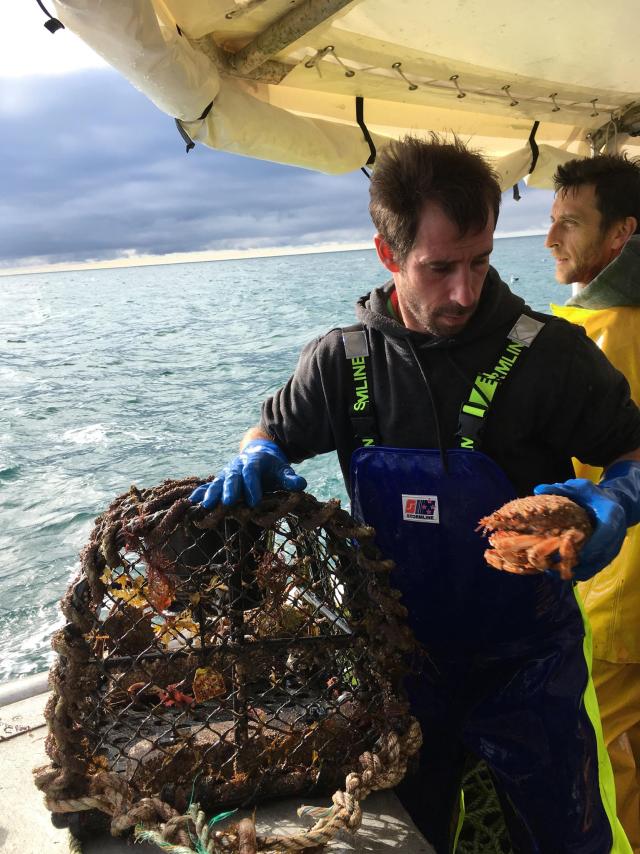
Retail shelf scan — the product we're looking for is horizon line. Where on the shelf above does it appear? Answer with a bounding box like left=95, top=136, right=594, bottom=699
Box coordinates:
left=0, top=230, right=547, bottom=278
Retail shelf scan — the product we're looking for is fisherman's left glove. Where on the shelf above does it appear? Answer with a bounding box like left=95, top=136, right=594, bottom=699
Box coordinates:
left=534, top=459, right=640, bottom=581
left=189, top=439, right=307, bottom=509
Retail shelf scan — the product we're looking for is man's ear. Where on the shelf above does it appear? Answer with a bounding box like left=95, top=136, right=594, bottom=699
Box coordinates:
left=374, top=234, right=400, bottom=273
left=609, top=216, right=638, bottom=252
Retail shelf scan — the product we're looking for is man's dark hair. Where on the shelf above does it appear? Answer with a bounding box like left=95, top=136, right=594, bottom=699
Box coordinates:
left=369, top=134, right=502, bottom=264
left=554, top=154, right=640, bottom=234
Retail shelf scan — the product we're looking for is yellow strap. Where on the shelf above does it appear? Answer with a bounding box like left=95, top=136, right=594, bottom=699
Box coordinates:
left=453, top=786, right=466, bottom=851
left=573, top=588, right=633, bottom=854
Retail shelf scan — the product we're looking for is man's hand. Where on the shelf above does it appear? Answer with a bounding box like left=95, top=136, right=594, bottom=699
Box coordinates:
left=189, top=439, right=307, bottom=509
left=534, top=460, right=640, bottom=581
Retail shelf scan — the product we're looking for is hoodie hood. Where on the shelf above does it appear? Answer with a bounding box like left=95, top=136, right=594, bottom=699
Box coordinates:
left=354, top=266, right=527, bottom=347
left=566, top=234, right=640, bottom=309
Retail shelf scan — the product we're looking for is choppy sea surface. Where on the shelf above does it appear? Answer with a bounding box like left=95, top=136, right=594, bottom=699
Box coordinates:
left=0, top=236, right=563, bottom=682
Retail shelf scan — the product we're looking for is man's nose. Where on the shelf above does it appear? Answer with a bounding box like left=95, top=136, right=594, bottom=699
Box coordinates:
left=545, top=222, right=559, bottom=248
left=450, top=268, right=476, bottom=307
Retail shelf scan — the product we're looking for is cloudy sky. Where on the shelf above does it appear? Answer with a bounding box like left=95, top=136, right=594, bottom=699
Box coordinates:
left=1, top=4, right=554, bottom=271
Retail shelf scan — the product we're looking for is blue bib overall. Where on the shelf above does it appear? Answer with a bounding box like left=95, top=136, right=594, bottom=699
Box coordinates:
left=345, top=319, right=627, bottom=853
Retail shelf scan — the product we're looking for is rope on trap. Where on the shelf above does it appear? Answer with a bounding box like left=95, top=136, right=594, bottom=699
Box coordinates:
left=42, top=721, right=421, bottom=853
left=135, top=721, right=422, bottom=853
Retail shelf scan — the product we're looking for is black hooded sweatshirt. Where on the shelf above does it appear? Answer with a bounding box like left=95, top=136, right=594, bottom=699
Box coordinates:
left=261, top=269, right=640, bottom=496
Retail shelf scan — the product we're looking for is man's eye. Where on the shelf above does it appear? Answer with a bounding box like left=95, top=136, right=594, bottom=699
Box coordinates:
left=430, top=265, right=451, bottom=273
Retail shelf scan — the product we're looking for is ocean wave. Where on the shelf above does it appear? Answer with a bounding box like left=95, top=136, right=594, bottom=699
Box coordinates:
left=61, top=424, right=109, bottom=445
left=0, top=603, right=62, bottom=682
left=0, top=465, right=21, bottom=481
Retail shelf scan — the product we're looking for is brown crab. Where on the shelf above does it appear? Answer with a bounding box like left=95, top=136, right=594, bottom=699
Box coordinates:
left=477, top=494, right=593, bottom=580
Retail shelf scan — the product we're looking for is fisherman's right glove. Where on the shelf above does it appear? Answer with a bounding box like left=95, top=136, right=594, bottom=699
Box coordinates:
left=534, top=459, right=640, bottom=581
left=189, top=439, right=307, bottom=509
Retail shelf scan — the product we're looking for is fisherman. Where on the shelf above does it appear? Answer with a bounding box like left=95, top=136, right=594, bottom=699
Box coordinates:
left=546, top=153, right=640, bottom=852
left=192, top=136, right=640, bottom=853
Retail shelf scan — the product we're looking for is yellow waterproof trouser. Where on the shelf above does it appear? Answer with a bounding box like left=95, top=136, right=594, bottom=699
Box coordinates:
left=592, top=658, right=640, bottom=853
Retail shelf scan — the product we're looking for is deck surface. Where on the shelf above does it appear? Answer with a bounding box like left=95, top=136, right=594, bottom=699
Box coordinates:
left=0, top=687, right=434, bottom=853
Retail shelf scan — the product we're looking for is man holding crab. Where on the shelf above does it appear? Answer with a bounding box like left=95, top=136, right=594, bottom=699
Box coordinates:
left=192, top=136, right=640, bottom=853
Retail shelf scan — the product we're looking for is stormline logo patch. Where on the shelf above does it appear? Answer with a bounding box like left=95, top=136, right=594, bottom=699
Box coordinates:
left=402, top=494, right=440, bottom=524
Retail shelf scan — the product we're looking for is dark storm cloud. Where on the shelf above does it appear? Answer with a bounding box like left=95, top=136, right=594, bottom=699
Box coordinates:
left=0, top=70, right=373, bottom=266
left=0, top=69, right=554, bottom=267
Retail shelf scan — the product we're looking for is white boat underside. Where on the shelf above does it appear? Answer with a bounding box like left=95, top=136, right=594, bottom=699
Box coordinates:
left=50, top=0, right=640, bottom=186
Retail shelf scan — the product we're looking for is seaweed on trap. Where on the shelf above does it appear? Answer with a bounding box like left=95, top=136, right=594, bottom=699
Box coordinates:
left=34, top=478, right=421, bottom=851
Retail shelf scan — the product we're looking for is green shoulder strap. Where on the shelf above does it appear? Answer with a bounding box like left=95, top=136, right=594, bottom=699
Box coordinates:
left=457, top=314, right=546, bottom=450
left=342, top=324, right=380, bottom=447
left=343, top=313, right=546, bottom=452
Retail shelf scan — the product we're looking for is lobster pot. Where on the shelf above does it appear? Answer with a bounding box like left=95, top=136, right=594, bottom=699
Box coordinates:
left=37, top=479, right=416, bottom=832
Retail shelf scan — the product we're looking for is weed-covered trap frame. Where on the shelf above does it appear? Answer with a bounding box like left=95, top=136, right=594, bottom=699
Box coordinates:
left=35, top=478, right=421, bottom=852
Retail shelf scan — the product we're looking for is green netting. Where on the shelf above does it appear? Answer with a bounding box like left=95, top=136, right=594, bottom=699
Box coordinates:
left=456, top=762, right=513, bottom=854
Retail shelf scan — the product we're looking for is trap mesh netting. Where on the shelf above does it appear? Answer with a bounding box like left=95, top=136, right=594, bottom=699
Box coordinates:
left=35, top=478, right=421, bottom=852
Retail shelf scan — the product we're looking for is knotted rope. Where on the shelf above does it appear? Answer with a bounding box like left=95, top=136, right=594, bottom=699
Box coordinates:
left=43, top=721, right=421, bottom=854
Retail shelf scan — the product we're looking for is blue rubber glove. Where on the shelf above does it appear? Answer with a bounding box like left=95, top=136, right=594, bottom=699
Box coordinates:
left=189, top=439, right=307, bottom=509
left=534, top=460, right=640, bottom=581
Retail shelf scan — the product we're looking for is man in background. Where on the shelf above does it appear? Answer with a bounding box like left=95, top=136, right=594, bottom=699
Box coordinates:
left=546, top=154, right=640, bottom=850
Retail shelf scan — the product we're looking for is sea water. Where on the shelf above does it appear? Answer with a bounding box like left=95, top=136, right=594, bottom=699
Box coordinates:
left=0, top=236, right=562, bottom=681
